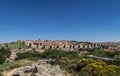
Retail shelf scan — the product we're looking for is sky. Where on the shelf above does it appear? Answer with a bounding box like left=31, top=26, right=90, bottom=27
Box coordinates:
left=0, top=0, right=120, bottom=42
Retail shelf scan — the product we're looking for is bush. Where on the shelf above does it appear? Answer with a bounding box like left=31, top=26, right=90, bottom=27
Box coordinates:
left=16, top=51, right=42, bottom=60
left=79, top=60, right=120, bottom=76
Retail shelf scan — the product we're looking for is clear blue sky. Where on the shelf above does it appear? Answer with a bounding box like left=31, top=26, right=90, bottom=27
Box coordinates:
left=0, top=0, right=120, bottom=42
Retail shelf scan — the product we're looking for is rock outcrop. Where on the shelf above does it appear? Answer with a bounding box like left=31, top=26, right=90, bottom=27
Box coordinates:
left=4, top=60, right=68, bottom=76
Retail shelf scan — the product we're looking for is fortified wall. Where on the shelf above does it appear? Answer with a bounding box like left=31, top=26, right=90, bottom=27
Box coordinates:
left=17, top=40, right=98, bottom=51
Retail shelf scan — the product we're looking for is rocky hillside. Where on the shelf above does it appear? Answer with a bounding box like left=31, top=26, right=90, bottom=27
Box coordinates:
left=3, top=60, right=70, bottom=76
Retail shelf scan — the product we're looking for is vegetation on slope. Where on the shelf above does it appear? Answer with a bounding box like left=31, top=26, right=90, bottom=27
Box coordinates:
left=15, top=49, right=120, bottom=76
left=16, top=49, right=79, bottom=60
left=0, top=60, right=33, bottom=72
left=8, top=42, right=27, bottom=49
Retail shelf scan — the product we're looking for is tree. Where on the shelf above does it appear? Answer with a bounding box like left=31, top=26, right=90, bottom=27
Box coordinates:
left=0, top=48, right=11, bottom=64
left=113, top=54, right=120, bottom=66
left=0, top=54, right=5, bottom=64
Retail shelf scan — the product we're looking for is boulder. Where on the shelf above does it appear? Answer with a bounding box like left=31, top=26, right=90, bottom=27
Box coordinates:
left=12, top=70, right=23, bottom=76
left=24, top=66, right=34, bottom=73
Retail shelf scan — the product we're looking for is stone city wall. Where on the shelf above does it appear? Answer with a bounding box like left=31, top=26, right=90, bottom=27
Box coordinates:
left=17, top=40, right=98, bottom=51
